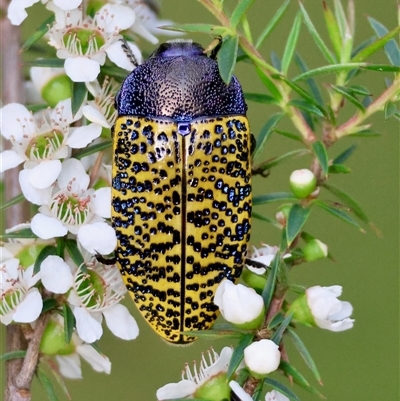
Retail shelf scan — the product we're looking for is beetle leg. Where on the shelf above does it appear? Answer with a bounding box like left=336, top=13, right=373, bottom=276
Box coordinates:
left=95, top=251, right=117, bottom=266
left=244, top=258, right=269, bottom=270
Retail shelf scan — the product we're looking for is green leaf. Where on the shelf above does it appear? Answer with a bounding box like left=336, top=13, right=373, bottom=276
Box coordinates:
left=227, top=333, right=254, bottom=380
left=331, top=85, right=365, bottom=111
left=37, top=367, right=59, bottom=401
left=274, top=129, right=303, bottom=142
left=328, top=164, right=351, bottom=174
left=352, top=25, right=400, bottom=62
left=384, top=101, right=397, bottom=120
left=279, top=361, right=324, bottom=396
left=64, top=239, right=87, bottom=271
left=42, top=299, right=58, bottom=314
left=230, top=0, right=256, bottom=28
left=63, top=303, right=75, bottom=344
left=293, top=63, right=365, bottom=81
left=218, top=35, right=239, bottom=84
left=299, top=2, right=336, bottom=64
left=253, top=113, right=284, bottom=160
left=71, top=82, right=87, bottom=117
left=348, top=129, right=381, bottom=137
left=33, top=245, right=58, bottom=275
left=270, top=51, right=282, bottom=72
left=41, top=358, right=71, bottom=400
left=323, top=183, right=369, bottom=223
left=294, top=54, right=324, bottom=107
left=0, top=228, right=36, bottom=239
left=181, top=329, right=241, bottom=340
left=0, top=193, right=25, bottom=211
left=21, top=15, right=55, bottom=52
left=314, top=200, right=364, bottom=231
left=252, top=212, right=281, bottom=228
left=253, top=192, right=297, bottom=206
left=362, top=64, right=400, bottom=72
left=323, top=1, right=342, bottom=59
left=255, top=0, right=291, bottom=48
left=0, top=350, right=27, bottom=361
left=267, top=313, right=286, bottom=329
left=368, top=17, right=400, bottom=66
left=281, top=12, right=302, bottom=75
left=262, top=253, right=280, bottom=310
left=26, top=104, right=48, bottom=112
left=333, top=0, right=347, bottom=40
left=255, top=67, right=282, bottom=101
left=347, top=84, right=371, bottom=96
left=101, top=65, right=130, bottom=81
left=159, top=23, right=229, bottom=35
left=264, top=377, right=301, bottom=401
left=74, top=140, right=112, bottom=159
left=25, top=59, right=65, bottom=68
left=333, top=144, right=357, bottom=164
left=254, top=149, right=308, bottom=172
left=311, top=140, right=329, bottom=176
left=286, top=204, right=311, bottom=244
left=288, top=99, right=325, bottom=118
left=287, top=328, right=322, bottom=383
left=270, top=313, right=293, bottom=345
left=274, top=75, right=326, bottom=115
left=244, top=93, right=277, bottom=104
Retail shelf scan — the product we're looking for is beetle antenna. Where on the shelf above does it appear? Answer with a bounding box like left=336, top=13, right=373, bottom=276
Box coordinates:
left=120, top=38, right=139, bottom=67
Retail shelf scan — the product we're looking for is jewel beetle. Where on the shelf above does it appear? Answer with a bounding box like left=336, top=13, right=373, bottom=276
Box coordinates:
left=112, top=40, right=252, bottom=343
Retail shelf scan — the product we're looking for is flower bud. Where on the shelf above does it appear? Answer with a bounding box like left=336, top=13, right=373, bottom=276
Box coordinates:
left=243, top=339, right=281, bottom=378
left=289, top=169, right=317, bottom=199
left=275, top=203, right=292, bottom=225
left=303, top=239, right=328, bottom=262
left=241, top=267, right=267, bottom=293
left=289, top=285, right=354, bottom=332
left=40, top=319, right=75, bottom=356
left=265, top=390, right=290, bottom=401
left=214, top=280, right=265, bottom=329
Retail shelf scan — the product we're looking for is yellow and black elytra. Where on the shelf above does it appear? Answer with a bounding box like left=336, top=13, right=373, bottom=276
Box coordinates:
left=112, top=40, right=252, bottom=343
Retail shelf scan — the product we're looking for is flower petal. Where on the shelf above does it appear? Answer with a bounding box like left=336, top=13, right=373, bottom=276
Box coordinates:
left=41, top=255, right=73, bottom=294
left=82, top=104, right=111, bottom=128
left=106, top=41, right=142, bottom=71
left=78, top=222, right=117, bottom=254
left=58, top=158, right=90, bottom=191
left=0, top=150, right=25, bottom=172
left=156, top=380, right=196, bottom=400
left=53, top=0, right=82, bottom=10
left=56, top=354, right=82, bottom=379
left=31, top=213, right=68, bottom=239
left=73, top=307, right=103, bottom=343
left=229, top=381, right=253, bottom=401
left=7, top=0, right=39, bottom=25
left=19, top=169, right=52, bottom=205
left=0, top=103, right=34, bottom=141
left=64, top=57, right=100, bottom=83
left=66, top=123, right=102, bottom=148
left=102, top=304, right=139, bottom=340
left=13, top=288, right=43, bottom=323
left=98, top=4, right=135, bottom=33
left=29, top=160, right=62, bottom=189
left=92, top=187, right=111, bottom=218
left=77, top=344, right=111, bottom=373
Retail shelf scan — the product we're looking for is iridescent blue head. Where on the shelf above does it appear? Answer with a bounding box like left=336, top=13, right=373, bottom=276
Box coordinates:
left=115, top=40, right=247, bottom=121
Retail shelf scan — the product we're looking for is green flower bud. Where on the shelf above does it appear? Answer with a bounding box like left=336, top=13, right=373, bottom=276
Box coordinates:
left=195, top=373, right=231, bottom=401
left=289, top=169, right=317, bottom=199
left=303, top=239, right=328, bottom=262
left=241, top=267, right=267, bottom=293
left=41, top=74, right=72, bottom=107
left=40, top=319, right=75, bottom=356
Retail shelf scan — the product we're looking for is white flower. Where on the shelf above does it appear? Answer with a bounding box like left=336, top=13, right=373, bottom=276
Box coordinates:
left=246, top=244, right=280, bottom=275
left=68, top=262, right=138, bottom=343
left=229, top=381, right=253, bottom=401
left=29, top=158, right=116, bottom=254
left=0, top=98, right=101, bottom=189
left=83, top=77, right=119, bottom=129
left=47, top=4, right=139, bottom=82
left=157, top=347, right=233, bottom=400
left=0, top=248, right=42, bottom=325
left=265, top=390, right=290, bottom=401
left=244, top=340, right=281, bottom=376
left=214, top=280, right=265, bottom=328
left=306, top=286, right=354, bottom=332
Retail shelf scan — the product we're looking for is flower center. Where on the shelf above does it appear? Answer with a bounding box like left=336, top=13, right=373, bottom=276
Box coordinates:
left=25, top=130, right=63, bottom=161
left=63, top=28, right=105, bottom=55
left=50, top=192, right=92, bottom=226
left=0, top=289, right=24, bottom=317
left=75, top=270, right=105, bottom=309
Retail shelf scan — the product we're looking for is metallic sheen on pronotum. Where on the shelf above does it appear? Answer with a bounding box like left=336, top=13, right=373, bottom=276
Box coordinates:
left=112, top=40, right=252, bottom=343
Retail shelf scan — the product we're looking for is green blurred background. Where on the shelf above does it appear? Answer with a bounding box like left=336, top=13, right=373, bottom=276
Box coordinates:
left=1, top=0, right=399, bottom=400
